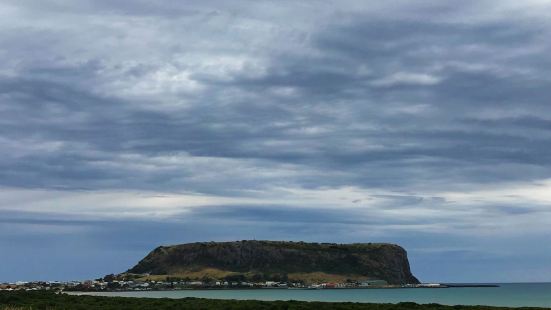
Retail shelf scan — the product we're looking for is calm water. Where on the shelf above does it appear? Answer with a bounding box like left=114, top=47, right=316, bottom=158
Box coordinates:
left=72, top=283, right=551, bottom=308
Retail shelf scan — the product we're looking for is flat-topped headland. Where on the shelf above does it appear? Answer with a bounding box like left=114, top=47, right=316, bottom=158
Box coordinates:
left=124, top=240, right=419, bottom=286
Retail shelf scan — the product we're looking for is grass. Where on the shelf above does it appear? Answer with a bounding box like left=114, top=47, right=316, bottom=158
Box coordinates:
left=287, top=272, right=368, bottom=284
left=131, top=269, right=370, bottom=284
left=133, top=267, right=240, bottom=282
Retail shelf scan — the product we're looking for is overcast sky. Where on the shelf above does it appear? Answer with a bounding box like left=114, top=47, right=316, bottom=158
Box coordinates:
left=1, top=0, right=551, bottom=283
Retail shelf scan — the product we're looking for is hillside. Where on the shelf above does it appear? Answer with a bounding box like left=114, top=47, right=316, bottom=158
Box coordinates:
left=125, top=241, right=419, bottom=285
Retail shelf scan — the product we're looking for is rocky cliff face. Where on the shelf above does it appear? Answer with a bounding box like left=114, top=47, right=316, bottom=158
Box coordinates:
left=127, top=240, right=419, bottom=284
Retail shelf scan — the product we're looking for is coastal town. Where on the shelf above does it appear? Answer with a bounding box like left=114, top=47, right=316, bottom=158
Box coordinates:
left=0, top=277, right=447, bottom=292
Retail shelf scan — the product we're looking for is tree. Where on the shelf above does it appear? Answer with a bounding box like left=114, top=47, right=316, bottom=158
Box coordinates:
left=103, top=274, right=115, bottom=283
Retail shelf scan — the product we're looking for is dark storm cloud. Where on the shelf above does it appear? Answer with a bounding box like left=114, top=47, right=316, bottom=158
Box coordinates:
left=2, top=5, right=551, bottom=190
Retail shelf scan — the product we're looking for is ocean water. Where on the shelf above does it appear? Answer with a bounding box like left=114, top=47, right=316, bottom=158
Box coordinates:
left=72, top=283, right=551, bottom=308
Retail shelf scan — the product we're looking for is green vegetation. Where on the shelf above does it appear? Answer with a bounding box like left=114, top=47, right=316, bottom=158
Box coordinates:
left=1, top=291, right=549, bottom=310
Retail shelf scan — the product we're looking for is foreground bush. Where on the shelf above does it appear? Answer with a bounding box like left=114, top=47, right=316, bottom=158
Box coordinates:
left=0, top=291, right=548, bottom=310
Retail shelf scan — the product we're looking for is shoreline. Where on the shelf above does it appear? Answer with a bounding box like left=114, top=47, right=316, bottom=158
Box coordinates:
left=65, top=286, right=496, bottom=294
left=63, top=284, right=500, bottom=293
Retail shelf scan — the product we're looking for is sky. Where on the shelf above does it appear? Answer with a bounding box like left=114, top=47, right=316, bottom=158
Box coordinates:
left=1, top=0, right=550, bottom=283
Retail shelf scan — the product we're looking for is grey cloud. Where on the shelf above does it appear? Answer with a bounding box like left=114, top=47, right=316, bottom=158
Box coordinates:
left=185, top=204, right=426, bottom=226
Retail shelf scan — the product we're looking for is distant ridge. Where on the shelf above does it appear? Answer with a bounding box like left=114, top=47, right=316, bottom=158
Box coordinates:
left=126, top=240, right=419, bottom=284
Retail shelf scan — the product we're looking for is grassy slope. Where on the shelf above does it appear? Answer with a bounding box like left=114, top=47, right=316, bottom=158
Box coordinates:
left=130, top=268, right=370, bottom=284
left=1, top=291, right=550, bottom=310
left=132, top=268, right=240, bottom=282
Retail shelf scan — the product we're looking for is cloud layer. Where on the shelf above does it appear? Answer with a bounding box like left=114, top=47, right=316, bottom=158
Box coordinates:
left=1, top=0, right=550, bottom=282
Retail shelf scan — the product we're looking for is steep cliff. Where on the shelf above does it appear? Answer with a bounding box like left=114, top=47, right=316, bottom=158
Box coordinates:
left=126, top=240, right=419, bottom=284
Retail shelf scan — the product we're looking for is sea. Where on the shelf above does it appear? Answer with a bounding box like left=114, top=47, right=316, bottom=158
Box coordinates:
left=71, top=283, right=551, bottom=308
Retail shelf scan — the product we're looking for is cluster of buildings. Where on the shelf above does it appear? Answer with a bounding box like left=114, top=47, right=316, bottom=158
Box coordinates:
left=1, top=278, right=443, bottom=292
left=0, top=281, right=69, bottom=291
